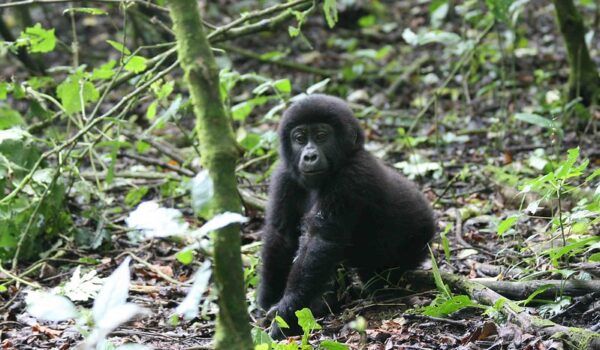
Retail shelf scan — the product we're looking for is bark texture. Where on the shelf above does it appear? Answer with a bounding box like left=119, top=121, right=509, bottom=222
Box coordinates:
left=167, top=2, right=252, bottom=349
left=552, top=0, right=600, bottom=104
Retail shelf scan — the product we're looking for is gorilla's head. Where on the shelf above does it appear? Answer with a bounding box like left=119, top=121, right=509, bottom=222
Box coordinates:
left=278, top=94, right=365, bottom=187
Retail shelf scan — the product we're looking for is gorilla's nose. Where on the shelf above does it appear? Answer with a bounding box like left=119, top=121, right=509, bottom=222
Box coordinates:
left=303, top=152, right=318, bottom=163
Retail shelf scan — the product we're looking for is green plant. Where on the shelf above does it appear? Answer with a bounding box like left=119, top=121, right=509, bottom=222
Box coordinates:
left=420, top=249, right=482, bottom=317
left=253, top=308, right=348, bottom=350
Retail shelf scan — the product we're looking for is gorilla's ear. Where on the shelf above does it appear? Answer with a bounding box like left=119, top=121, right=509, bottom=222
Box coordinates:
left=353, top=130, right=359, bottom=146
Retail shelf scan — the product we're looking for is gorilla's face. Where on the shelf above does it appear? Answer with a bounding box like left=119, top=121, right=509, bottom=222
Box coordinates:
left=290, top=123, right=335, bottom=186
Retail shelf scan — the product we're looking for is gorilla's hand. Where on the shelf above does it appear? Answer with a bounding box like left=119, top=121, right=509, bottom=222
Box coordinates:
left=266, top=298, right=302, bottom=339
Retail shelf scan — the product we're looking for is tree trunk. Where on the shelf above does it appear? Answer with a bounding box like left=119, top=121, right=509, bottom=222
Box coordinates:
left=552, top=0, right=600, bottom=104
left=167, top=2, right=252, bottom=350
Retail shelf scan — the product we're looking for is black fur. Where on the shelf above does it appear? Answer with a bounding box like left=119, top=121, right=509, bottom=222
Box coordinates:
left=258, top=94, right=435, bottom=338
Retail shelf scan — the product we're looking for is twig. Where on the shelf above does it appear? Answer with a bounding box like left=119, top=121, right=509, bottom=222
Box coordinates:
left=219, top=44, right=335, bottom=77
left=236, top=152, right=276, bottom=172
left=80, top=171, right=181, bottom=181
left=0, top=0, right=168, bottom=11
left=123, top=131, right=193, bottom=171
left=125, top=252, right=189, bottom=287
left=207, top=0, right=311, bottom=40
left=121, top=153, right=195, bottom=177
left=452, top=208, right=473, bottom=249
left=0, top=263, right=41, bottom=288
left=209, top=1, right=314, bottom=44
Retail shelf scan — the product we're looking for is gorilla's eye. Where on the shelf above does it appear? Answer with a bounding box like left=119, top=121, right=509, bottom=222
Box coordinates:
left=315, top=131, right=328, bottom=142
left=294, top=133, right=307, bottom=144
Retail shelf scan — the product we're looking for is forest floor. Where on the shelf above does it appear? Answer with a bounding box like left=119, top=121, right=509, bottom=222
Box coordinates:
left=1, top=1, right=600, bottom=349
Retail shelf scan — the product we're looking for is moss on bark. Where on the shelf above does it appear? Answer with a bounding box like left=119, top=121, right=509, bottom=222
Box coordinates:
left=167, top=2, right=252, bottom=349
left=552, top=0, right=600, bottom=104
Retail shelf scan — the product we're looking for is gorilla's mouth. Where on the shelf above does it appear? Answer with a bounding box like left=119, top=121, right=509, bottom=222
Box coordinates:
left=302, top=169, right=326, bottom=175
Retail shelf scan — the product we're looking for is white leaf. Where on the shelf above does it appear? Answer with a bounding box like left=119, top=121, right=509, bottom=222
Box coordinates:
left=457, top=249, right=479, bottom=259
left=401, top=28, right=418, bottom=46
left=96, top=303, right=147, bottom=332
left=545, top=90, right=561, bottom=104
left=54, top=265, right=104, bottom=302
left=306, top=79, right=330, bottom=94
left=190, top=170, right=214, bottom=215
left=195, top=212, right=248, bottom=238
left=525, top=200, right=541, bottom=215
left=175, top=260, right=212, bottom=320
left=26, top=291, right=78, bottom=321
left=92, top=257, right=131, bottom=324
left=116, top=344, right=152, bottom=350
left=125, top=201, right=189, bottom=239
left=0, top=128, right=30, bottom=143
left=85, top=303, right=148, bottom=349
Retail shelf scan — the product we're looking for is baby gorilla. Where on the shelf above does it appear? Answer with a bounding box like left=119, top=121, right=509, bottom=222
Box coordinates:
left=259, top=94, right=435, bottom=338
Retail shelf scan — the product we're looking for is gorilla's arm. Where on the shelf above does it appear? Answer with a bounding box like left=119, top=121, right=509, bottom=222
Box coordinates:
left=258, top=166, right=306, bottom=310
left=269, top=191, right=357, bottom=337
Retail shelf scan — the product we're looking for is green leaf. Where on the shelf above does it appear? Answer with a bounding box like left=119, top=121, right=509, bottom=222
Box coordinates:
left=232, top=101, right=254, bottom=121
left=0, top=107, right=25, bottom=130
left=440, top=223, right=452, bottom=261
left=544, top=236, right=600, bottom=266
left=320, top=340, right=349, bottom=350
left=63, top=7, right=108, bottom=15
left=56, top=73, right=100, bottom=114
left=555, top=147, right=579, bottom=179
left=589, top=252, right=600, bottom=262
left=251, top=327, right=273, bottom=346
left=520, top=284, right=554, bottom=305
left=275, top=315, right=289, bottom=329
left=27, top=76, right=53, bottom=89
left=106, top=40, right=131, bottom=55
left=358, top=15, right=376, bottom=28
left=429, top=247, right=451, bottom=298
left=296, top=307, right=321, bottom=333
left=146, top=101, right=158, bottom=120
left=124, top=55, right=147, bottom=73
left=176, top=249, right=194, bottom=265
left=273, top=79, right=292, bottom=93
left=91, top=60, right=116, bottom=81
left=0, top=285, right=7, bottom=292
left=237, top=130, right=263, bottom=155
left=136, top=140, right=151, bottom=153
left=17, top=23, right=56, bottom=53
left=514, top=113, right=554, bottom=129
left=422, top=294, right=479, bottom=317
left=497, top=215, right=518, bottom=236
left=156, top=81, right=175, bottom=99
left=323, top=0, right=338, bottom=28
left=0, top=82, right=9, bottom=99
left=288, top=25, right=301, bottom=37
left=125, top=187, right=149, bottom=207
left=485, top=0, right=512, bottom=24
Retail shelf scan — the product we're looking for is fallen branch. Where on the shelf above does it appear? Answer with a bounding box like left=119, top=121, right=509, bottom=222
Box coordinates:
left=472, top=278, right=600, bottom=299
left=404, top=270, right=600, bottom=349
